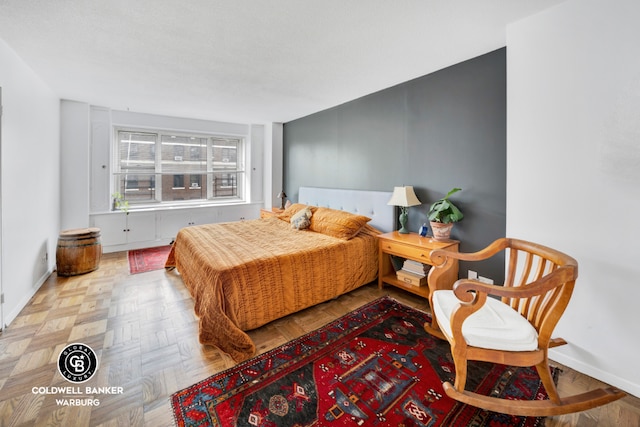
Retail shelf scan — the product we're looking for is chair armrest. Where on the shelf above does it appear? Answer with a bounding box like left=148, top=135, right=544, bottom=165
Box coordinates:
left=447, top=285, right=489, bottom=346
left=452, top=266, right=575, bottom=301
left=428, top=239, right=508, bottom=294
left=430, top=238, right=510, bottom=266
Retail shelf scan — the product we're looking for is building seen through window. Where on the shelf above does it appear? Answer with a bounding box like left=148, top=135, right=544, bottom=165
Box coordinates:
left=115, top=130, right=244, bottom=207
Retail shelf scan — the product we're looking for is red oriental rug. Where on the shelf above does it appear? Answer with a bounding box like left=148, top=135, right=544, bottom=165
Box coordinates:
left=171, top=297, right=557, bottom=426
left=127, top=245, right=172, bottom=274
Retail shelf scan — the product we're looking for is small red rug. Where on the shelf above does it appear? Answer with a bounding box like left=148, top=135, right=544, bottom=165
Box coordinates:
left=171, top=296, right=557, bottom=426
left=127, top=245, right=172, bottom=274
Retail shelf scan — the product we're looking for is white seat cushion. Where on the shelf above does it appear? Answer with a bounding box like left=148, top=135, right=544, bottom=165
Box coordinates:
left=432, top=290, right=539, bottom=352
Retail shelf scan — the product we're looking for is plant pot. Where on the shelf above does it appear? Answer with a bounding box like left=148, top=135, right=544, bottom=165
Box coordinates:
left=430, top=221, right=454, bottom=241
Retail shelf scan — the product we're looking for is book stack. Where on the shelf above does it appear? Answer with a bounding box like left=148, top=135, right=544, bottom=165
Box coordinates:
left=396, top=259, right=429, bottom=287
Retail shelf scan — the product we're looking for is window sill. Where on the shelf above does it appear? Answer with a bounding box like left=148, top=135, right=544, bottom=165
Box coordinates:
left=92, top=200, right=258, bottom=215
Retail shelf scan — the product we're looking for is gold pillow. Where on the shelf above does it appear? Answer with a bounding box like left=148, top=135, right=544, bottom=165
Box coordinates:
left=309, top=207, right=371, bottom=240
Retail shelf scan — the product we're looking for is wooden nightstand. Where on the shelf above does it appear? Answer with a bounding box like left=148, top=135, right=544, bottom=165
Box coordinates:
left=377, top=231, right=459, bottom=299
left=260, top=208, right=285, bottom=218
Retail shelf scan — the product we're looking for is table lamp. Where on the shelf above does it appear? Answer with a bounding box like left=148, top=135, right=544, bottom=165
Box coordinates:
left=387, top=186, right=421, bottom=234
left=277, top=190, right=287, bottom=210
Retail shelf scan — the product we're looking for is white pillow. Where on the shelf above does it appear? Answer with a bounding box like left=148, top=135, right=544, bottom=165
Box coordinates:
left=432, top=290, right=538, bottom=352
left=290, top=206, right=312, bottom=230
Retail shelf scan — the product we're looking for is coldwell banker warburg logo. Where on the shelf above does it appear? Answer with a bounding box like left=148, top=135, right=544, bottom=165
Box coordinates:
left=58, top=343, right=98, bottom=383
left=32, top=342, right=124, bottom=406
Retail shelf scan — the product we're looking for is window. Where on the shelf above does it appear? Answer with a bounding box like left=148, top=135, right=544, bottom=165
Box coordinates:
left=114, top=129, right=245, bottom=207
left=173, top=175, right=185, bottom=189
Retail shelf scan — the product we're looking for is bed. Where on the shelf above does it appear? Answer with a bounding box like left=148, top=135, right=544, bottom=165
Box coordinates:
left=165, top=187, right=394, bottom=362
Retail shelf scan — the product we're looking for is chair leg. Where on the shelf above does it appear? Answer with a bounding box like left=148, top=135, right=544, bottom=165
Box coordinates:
left=451, top=345, right=468, bottom=392
left=424, top=293, right=447, bottom=340
left=535, top=358, right=561, bottom=404
left=423, top=321, right=446, bottom=340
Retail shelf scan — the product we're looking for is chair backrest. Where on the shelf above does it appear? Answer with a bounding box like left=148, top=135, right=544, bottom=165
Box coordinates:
left=501, top=239, right=578, bottom=345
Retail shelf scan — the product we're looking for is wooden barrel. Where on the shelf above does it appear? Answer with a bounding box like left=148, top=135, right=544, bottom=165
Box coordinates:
left=56, top=228, right=102, bottom=277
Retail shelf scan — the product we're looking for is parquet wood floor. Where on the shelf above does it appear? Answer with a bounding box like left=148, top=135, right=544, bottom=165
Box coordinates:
left=0, top=251, right=638, bottom=426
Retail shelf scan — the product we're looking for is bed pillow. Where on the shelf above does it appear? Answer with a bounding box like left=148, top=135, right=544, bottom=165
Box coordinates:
left=309, top=207, right=371, bottom=240
left=276, top=203, right=315, bottom=222
left=290, top=206, right=313, bottom=230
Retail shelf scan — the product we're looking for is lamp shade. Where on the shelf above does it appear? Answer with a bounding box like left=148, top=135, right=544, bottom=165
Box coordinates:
left=387, top=186, right=421, bottom=207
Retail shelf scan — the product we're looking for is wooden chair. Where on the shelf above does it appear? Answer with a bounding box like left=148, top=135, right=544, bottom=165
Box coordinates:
left=424, top=238, right=626, bottom=416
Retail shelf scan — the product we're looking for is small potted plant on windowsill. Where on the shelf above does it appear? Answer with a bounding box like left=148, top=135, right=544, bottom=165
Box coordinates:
left=428, top=187, right=463, bottom=241
left=112, top=192, right=129, bottom=215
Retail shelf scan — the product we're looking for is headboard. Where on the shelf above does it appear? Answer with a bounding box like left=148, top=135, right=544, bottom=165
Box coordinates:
left=298, top=187, right=395, bottom=233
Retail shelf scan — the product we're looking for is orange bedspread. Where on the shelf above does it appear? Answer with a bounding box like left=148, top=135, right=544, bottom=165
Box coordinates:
left=165, top=217, right=380, bottom=362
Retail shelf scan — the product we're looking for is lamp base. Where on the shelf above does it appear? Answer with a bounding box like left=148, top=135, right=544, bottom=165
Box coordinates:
left=398, top=208, right=409, bottom=234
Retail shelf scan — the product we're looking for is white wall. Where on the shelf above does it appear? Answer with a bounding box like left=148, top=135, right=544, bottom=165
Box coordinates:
left=0, top=39, right=60, bottom=327
left=60, top=100, right=90, bottom=229
left=507, top=0, right=640, bottom=397
left=264, top=123, right=284, bottom=209
left=250, top=123, right=265, bottom=204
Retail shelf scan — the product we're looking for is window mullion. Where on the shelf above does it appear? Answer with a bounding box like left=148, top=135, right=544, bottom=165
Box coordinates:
left=207, top=138, right=213, bottom=200
left=155, top=134, right=162, bottom=202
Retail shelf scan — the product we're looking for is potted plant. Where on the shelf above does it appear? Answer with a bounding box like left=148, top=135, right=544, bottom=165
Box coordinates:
left=112, top=192, right=129, bottom=215
left=428, top=187, right=463, bottom=241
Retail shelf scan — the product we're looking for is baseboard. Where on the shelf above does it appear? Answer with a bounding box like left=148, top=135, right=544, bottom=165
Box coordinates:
left=550, top=349, right=640, bottom=398
left=3, top=268, right=53, bottom=329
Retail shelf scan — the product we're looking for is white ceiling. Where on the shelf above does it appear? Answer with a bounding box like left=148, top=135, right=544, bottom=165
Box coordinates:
left=0, top=0, right=565, bottom=124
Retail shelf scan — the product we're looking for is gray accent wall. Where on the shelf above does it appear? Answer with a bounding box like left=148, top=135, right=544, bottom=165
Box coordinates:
left=283, top=48, right=506, bottom=282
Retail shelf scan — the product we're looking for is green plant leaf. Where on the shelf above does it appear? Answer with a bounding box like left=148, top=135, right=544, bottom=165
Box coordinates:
left=445, top=187, right=462, bottom=199
left=450, top=204, right=464, bottom=221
